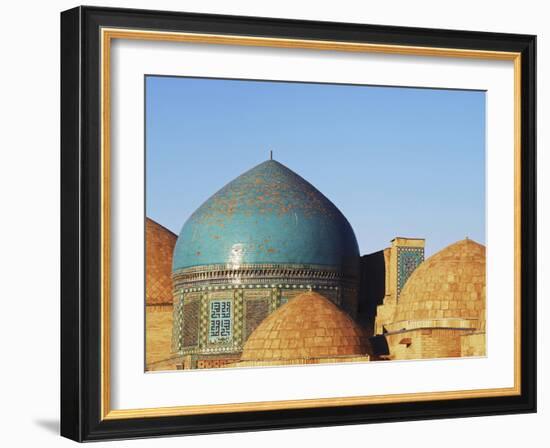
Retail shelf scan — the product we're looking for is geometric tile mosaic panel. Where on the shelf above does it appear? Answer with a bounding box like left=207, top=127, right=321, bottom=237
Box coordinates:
left=397, top=247, right=424, bottom=298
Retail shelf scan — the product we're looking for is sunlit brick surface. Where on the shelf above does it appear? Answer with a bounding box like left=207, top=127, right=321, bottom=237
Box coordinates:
left=146, top=218, right=177, bottom=306
left=384, top=239, right=486, bottom=359
left=461, top=332, right=486, bottom=356
left=393, top=239, right=485, bottom=326
left=241, top=291, right=368, bottom=362
left=145, top=218, right=177, bottom=370
left=145, top=306, right=175, bottom=367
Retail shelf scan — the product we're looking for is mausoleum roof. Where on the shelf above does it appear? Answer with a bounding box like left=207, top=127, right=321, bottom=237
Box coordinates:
left=390, top=239, right=486, bottom=331
left=241, top=291, right=368, bottom=362
left=145, top=218, right=177, bottom=305
left=172, top=160, right=359, bottom=272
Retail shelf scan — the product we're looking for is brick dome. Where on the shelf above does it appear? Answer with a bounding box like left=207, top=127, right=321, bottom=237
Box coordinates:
left=241, top=291, right=368, bottom=362
left=390, top=238, right=485, bottom=331
left=146, top=218, right=177, bottom=305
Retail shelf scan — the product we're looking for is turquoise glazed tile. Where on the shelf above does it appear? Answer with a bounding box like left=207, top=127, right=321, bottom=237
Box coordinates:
left=173, top=160, right=359, bottom=272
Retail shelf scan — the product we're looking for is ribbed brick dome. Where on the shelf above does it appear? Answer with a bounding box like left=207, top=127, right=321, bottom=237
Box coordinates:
left=146, top=218, right=177, bottom=305
left=241, top=291, right=368, bottom=362
left=392, top=239, right=486, bottom=330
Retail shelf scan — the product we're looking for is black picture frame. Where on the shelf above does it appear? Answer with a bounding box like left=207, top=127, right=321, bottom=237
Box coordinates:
left=61, top=5, right=536, bottom=442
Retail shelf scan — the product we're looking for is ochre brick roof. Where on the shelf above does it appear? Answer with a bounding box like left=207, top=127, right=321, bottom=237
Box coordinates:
left=241, top=291, right=368, bottom=362
left=146, top=218, right=177, bottom=306
left=393, top=239, right=486, bottom=329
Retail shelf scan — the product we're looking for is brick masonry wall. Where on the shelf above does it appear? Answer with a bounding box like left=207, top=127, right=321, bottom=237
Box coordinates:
left=146, top=218, right=177, bottom=306
left=383, top=240, right=486, bottom=360
left=393, top=239, right=485, bottom=326
left=145, top=305, right=173, bottom=369
left=241, top=292, right=369, bottom=362
left=386, top=328, right=471, bottom=360
left=374, top=302, right=396, bottom=335
left=461, top=332, right=486, bottom=356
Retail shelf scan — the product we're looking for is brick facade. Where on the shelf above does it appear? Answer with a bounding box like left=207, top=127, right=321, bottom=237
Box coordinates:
left=145, top=306, right=175, bottom=368
left=461, top=332, right=486, bottom=357
left=385, top=328, right=468, bottom=360
left=374, top=239, right=425, bottom=335
left=378, top=239, right=486, bottom=360
left=146, top=224, right=486, bottom=370
left=145, top=218, right=177, bottom=306
left=145, top=218, right=177, bottom=371
left=240, top=292, right=369, bottom=364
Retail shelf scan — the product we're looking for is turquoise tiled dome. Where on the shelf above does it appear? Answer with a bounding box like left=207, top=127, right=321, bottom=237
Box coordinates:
left=172, top=160, right=359, bottom=272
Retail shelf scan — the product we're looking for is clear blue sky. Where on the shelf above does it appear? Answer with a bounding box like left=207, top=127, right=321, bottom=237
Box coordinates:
left=146, top=76, right=485, bottom=256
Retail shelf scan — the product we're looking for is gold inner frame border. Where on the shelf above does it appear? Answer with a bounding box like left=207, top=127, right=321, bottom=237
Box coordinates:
left=100, top=27, right=522, bottom=420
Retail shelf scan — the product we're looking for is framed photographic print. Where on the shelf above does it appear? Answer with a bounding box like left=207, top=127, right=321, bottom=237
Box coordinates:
left=60, top=6, right=536, bottom=442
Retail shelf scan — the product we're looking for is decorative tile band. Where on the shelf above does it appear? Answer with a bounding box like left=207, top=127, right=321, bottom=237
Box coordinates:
left=174, top=283, right=358, bottom=358
left=173, top=262, right=358, bottom=289
left=172, top=263, right=359, bottom=361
